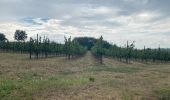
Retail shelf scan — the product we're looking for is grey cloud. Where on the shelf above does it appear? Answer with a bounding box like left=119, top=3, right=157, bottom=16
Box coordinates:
left=0, top=0, right=170, bottom=20
left=0, top=0, right=170, bottom=48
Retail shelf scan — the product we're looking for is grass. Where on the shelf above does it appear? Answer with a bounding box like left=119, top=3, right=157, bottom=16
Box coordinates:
left=58, top=69, right=76, bottom=75
left=154, top=88, right=170, bottom=100
left=0, top=76, right=90, bottom=100
left=0, top=52, right=170, bottom=100
left=86, top=65, right=142, bottom=73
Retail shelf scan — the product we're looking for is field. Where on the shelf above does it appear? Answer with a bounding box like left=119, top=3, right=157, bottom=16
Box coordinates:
left=0, top=52, right=170, bottom=100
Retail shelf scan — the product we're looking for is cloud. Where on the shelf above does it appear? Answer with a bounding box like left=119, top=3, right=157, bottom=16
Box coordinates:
left=0, top=0, right=170, bottom=48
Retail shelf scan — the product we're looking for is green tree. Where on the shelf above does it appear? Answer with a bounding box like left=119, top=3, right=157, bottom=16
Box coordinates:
left=92, top=36, right=104, bottom=64
left=0, top=33, right=7, bottom=42
left=29, top=37, right=34, bottom=59
left=64, top=36, right=72, bottom=59
left=14, top=30, right=27, bottom=42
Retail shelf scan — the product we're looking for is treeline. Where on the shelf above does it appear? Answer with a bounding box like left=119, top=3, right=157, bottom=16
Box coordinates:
left=104, top=43, right=170, bottom=63
left=0, top=41, right=30, bottom=53
left=92, top=36, right=170, bottom=64
left=73, top=37, right=111, bottom=50
left=29, top=34, right=86, bottom=59
left=1, top=31, right=170, bottom=63
left=0, top=30, right=29, bottom=53
left=0, top=31, right=86, bottom=59
left=29, top=34, right=65, bottom=59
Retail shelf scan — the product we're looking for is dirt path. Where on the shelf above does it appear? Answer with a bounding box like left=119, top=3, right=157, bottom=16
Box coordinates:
left=78, top=51, right=97, bottom=66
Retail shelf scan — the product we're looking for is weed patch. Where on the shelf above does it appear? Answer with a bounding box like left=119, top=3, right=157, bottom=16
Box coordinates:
left=89, top=77, right=95, bottom=82
left=154, top=88, right=170, bottom=100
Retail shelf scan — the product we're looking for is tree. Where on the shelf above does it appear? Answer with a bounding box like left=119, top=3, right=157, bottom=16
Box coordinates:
left=0, top=33, right=7, bottom=42
left=91, top=36, right=104, bottom=64
left=126, top=41, right=135, bottom=63
left=73, top=37, right=111, bottom=50
left=64, top=36, right=73, bottom=59
left=29, top=37, right=34, bottom=59
left=14, top=30, right=27, bottom=42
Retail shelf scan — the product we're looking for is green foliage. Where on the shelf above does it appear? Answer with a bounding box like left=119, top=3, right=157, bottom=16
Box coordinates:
left=155, top=88, right=170, bottom=100
left=91, top=36, right=104, bottom=64
left=0, top=33, right=87, bottom=59
left=104, top=40, right=170, bottom=63
left=0, top=41, right=30, bottom=52
left=73, top=37, right=111, bottom=50
left=0, top=33, right=7, bottom=42
left=89, top=77, right=95, bottom=82
left=14, top=30, right=27, bottom=41
left=73, top=37, right=96, bottom=50
left=64, top=36, right=87, bottom=59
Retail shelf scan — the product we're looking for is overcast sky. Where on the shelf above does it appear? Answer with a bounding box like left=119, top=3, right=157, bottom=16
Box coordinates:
left=0, top=0, right=170, bottom=48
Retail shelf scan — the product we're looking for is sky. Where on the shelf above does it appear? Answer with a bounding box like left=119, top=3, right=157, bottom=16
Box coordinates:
left=0, top=0, right=170, bottom=48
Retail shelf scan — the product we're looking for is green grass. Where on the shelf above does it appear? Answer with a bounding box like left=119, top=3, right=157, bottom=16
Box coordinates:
left=87, top=65, right=142, bottom=73
left=0, top=79, right=21, bottom=99
left=0, top=75, right=90, bottom=100
left=154, top=88, right=170, bottom=100
left=58, top=69, right=76, bottom=75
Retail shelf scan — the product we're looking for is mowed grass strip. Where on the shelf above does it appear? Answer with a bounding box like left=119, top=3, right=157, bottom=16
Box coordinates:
left=86, top=65, right=142, bottom=73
